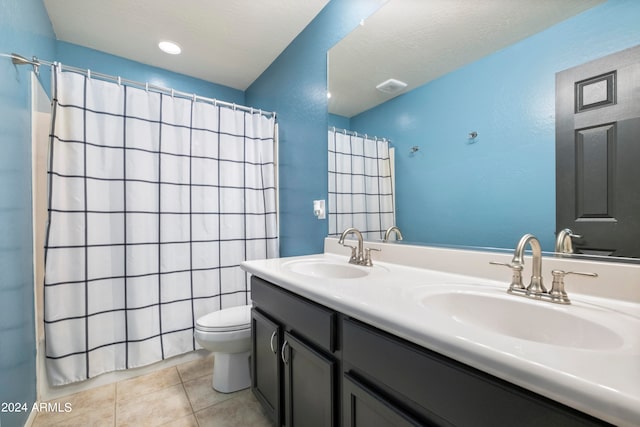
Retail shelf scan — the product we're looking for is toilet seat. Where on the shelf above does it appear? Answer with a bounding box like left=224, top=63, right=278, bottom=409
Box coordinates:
left=196, top=305, right=251, bottom=332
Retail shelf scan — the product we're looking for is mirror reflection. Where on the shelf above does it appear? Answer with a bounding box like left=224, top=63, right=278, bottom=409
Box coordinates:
left=327, top=0, right=640, bottom=261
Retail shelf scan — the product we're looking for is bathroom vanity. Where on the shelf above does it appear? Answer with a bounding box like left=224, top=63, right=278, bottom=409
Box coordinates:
left=251, top=276, right=338, bottom=426
left=242, top=239, right=640, bottom=426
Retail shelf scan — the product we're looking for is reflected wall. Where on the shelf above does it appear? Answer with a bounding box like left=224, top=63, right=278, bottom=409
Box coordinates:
left=348, top=0, right=640, bottom=252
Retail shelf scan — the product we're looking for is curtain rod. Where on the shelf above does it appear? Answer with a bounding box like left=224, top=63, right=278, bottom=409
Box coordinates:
left=3, top=52, right=276, bottom=119
left=329, top=126, right=391, bottom=143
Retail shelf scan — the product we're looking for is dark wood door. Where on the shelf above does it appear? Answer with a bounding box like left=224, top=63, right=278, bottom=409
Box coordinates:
left=282, top=331, right=335, bottom=427
left=556, top=44, right=640, bottom=257
left=251, top=308, right=281, bottom=425
left=343, top=373, right=424, bottom=427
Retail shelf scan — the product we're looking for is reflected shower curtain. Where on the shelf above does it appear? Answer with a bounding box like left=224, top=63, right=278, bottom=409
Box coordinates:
left=44, top=67, right=278, bottom=385
left=328, top=129, right=394, bottom=240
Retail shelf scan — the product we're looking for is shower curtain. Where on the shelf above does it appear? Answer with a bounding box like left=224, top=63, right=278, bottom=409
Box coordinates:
left=43, top=67, right=278, bottom=385
left=328, top=129, right=395, bottom=240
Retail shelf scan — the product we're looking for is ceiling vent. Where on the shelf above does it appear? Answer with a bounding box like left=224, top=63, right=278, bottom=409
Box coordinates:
left=375, top=78, right=408, bottom=94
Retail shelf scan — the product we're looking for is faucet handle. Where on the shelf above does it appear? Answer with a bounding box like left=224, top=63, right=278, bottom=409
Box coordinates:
left=363, top=247, right=381, bottom=266
left=489, top=261, right=525, bottom=291
left=341, top=243, right=359, bottom=264
left=549, top=270, right=598, bottom=304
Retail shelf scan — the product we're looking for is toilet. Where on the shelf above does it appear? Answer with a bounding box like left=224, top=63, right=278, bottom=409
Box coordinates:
left=194, top=304, right=252, bottom=393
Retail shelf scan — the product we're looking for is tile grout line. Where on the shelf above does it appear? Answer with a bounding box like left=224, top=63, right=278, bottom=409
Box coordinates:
left=177, top=365, right=201, bottom=427
left=180, top=379, right=200, bottom=427
left=172, top=366, right=198, bottom=427
left=113, top=377, right=119, bottom=427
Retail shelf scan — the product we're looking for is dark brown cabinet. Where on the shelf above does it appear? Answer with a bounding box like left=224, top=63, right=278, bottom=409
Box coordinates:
left=251, top=308, right=281, bottom=424
left=343, top=373, right=424, bottom=427
left=251, top=275, right=611, bottom=427
left=283, top=331, right=336, bottom=427
left=251, top=276, right=338, bottom=427
left=342, top=318, right=610, bottom=427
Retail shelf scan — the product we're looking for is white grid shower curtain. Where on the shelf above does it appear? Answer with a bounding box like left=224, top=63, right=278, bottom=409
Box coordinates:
left=43, top=67, right=278, bottom=385
left=328, top=129, right=394, bottom=240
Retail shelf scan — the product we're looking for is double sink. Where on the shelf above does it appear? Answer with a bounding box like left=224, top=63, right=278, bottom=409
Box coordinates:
left=242, top=243, right=640, bottom=426
left=281, top=257, right=637, bottom=352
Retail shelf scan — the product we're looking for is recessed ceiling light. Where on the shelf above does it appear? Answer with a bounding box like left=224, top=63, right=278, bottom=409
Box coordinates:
left=158, top=41, right=182, bottom=55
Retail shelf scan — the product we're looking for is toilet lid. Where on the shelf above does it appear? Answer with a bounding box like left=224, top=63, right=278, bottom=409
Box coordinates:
left=196, top=304, right=251, bottom=332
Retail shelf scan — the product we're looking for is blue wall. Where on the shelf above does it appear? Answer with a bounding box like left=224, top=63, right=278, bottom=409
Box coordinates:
left=0, top=0, right=55, bottom=425
left=350, top=0, right=640, bottom=251
left=246, top=0, right=386, bottom=256
left=328, top=113, right=350, bottom=130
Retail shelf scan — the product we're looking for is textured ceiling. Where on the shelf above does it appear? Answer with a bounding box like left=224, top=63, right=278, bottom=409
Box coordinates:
left=329, top=0, right=605, bottom=118
left=41, top=0, right=606, bottom=110
left=43, top=0, right=329, bottom=90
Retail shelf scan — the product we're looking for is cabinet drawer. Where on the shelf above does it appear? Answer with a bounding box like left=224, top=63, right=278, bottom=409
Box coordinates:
left=342, top=318, right=609, bottom=427
left=251, top=276, right=336, bottom=352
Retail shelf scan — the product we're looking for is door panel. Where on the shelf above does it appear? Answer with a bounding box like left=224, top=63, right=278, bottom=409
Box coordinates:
left=343, top=373, right=425, bottom=427
left=283, top=332, right=335, bottom=427
left=556, top=44, right=640, bottom=257
left=574, top=123, right=615, bottom=219
left=251, top=308, right=281, bottom=425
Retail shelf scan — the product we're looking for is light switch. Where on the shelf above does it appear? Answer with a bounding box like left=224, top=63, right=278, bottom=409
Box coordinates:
left=313, top=200, right=326, bottom=220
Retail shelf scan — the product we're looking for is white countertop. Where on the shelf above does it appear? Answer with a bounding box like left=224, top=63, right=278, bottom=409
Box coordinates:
left=241, top=242, right=640, bottom=426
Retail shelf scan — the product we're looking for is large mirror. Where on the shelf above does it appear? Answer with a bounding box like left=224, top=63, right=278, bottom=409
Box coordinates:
left=327, top=0, right=640, bottom=262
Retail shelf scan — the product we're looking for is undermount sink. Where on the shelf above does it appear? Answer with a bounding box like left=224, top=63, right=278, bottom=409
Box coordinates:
left=416, top=287, right=628, bottom=350
left=283, top=258, right=371, bottom=279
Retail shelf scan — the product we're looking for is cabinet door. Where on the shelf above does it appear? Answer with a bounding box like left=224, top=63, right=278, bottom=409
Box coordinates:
left=282, top=331, right=335, bottom=427
left=252, top=308, right=281, bottom=425
left=343, top=373, right=425, bottom=427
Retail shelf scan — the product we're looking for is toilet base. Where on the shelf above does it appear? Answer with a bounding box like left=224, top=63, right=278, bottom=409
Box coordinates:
left=212, top=351, right=251, bottom=393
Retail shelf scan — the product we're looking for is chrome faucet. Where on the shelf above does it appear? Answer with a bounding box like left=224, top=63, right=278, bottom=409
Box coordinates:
left=338, top=227, right=380, bottom=266
left=555, top=228, right=581, bottom=254
left=338, top=227, right=364, bottom=265
left=513, top=233, right=546, bottom=295
left=383, top=226, right=403, bottom=242
left=491, top=233, right=597, bottom=304
left=490, top=234, right=545, bottom=294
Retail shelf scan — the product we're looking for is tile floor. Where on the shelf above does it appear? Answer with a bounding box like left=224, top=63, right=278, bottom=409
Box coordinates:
left=32, top=355, right=274, bottom=426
